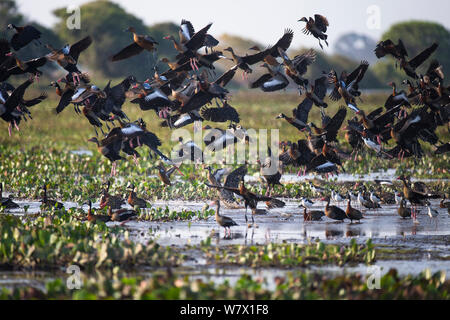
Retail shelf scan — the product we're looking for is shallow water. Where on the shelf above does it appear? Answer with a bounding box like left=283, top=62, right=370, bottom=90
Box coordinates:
left=1, top=172, right=449, bottom=289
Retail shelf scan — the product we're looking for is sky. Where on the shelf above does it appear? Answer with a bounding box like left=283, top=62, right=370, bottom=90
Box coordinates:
left=16, top=0, right=450, bottom=52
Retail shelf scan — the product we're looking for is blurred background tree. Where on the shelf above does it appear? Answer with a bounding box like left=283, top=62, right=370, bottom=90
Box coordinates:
left=1, top=0, right=449, bottom=89
left=372, top=21, right=450, bottom=86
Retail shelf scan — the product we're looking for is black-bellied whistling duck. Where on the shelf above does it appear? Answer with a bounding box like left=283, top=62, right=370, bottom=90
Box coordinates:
left=303, top=207, right=325, bottom=221
left=127, top=184, right=149, bottom=208
left=298, top=15, right=329, bottom=49
left=7, top=24, right=41, bottom=51
left=85, top=200, right=110, bottom=223
left=0, top=182, right=19, bottom=209
left=46, top=36, right=92, bottom=84
left=99, top=181, right=125, bottom=209
left=206, top=181, right=285, bottom=226
left=399, top=43, right=438, bottom=79
left=40, top=184, right=64, bottom=210
left=397, top=175, right=440, bottom=219
left=345, top=198, right=363, bottom=224
left=111, top=27, right=158, bottom=62
left=108, top=206, right=137, bottom=223
left=324, top=197, right=346, bottom=221
left=398, top=198, right=412, bottom=219
left=211, top=200, right=238, bottom=237
left=278, top=48, right=316, bottom=88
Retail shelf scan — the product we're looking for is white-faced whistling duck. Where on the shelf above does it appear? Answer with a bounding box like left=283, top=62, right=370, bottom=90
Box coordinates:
left=211, top=200, right=237, bottom=237
left=85, top=200, right=111, bottom=223
left=7, top=24, right=41, bottom=51
left=40, top=184, right=64, bottom=210
left=298, top=15, right=329, bottom=49
left=110, top=27, right=158, bottom=62
left=0, top=182, right=19, bottom=209
left=324, top=197, right=346, bottom=221
left=127, top=184, right=149, bottom=208
left=345, top=198, right=363, bottom=224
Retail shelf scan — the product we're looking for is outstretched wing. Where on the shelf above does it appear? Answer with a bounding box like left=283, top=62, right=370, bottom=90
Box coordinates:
left=110, top=42, right=144, bottom=62
left=346, top=60, right=369, bottom=85
left=324, top=106, right=347, bottom=142
left=314, top=15, right=329, bottom=32
left=200, top=102, right=240, bottom=123
left=268, top=28, right=294, bottom=57
left=293, top=97, right=313, bottom=124
left=69, top=36, right=93, bottom=62
left=409, top=43, right=438, bottom=69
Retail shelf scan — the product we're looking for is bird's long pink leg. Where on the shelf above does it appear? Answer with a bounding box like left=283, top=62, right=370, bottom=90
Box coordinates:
left=133, top=154, right=139, bottom=166
left=14, top=120, right=19, bottom=131
left=8, top=123, right=12, bottom=137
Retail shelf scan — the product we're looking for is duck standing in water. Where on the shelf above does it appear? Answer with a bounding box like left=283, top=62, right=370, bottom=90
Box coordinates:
left=324, top=197, right=346, bottom=222
left=211, top=199, right=237, bottom=237
left=345, top=197, right=363, bottom=224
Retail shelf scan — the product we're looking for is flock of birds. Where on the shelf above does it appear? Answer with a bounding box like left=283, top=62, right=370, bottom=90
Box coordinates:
left=1, top=15, right=449, bottom=236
